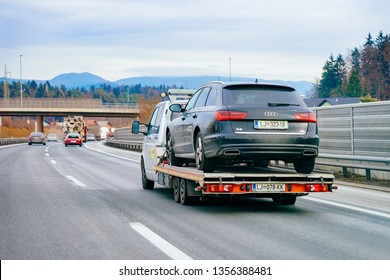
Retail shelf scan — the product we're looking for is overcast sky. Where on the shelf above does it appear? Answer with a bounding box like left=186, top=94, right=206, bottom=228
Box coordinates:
left=1, top=0, right=389, bottom=82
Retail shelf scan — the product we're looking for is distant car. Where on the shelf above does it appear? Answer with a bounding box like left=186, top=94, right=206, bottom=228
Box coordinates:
left=28, top=132, right=46, bottom=145
left=47, top=133, right=59, bottom=142
left=64, top=133, right=82, bottom=147
left=166, top=81, right=319, bottom=174
left=86, top=134, right=96, bottom=141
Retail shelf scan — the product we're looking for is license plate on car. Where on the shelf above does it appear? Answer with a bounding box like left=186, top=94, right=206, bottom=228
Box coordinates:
left=254, top=120, right=288, bottom=130
left=71, top=140, right=77, bottom=143
left=252, top=183, right=285, bottom=192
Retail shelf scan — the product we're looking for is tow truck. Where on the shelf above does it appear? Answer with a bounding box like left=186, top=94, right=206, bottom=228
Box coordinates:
left=132, top=91, right=336, bottom=206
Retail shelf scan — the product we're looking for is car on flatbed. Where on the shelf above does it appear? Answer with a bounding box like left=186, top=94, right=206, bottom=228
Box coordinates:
left=167, top=81, right=319, bottom=174
left=131, top=87, right=335, bottom=206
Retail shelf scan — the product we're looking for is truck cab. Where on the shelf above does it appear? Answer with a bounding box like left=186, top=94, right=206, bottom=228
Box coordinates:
left=131, top=93, right=191, bottom=189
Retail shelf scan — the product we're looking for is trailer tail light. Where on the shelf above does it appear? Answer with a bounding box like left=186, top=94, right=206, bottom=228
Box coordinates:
left=294, top=112, right=317, bottom=123
left=215, top=111, right=248, bottom=121
left=305, top=184, right=329, bottom=192
left=209, top=184, right=233, bottom=192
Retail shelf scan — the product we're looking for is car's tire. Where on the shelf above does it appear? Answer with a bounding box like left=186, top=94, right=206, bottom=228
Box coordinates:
left=43, top=143, right=46, bottom=146
left=173, top=177, right=180, bottom=203
left=294, top=157, right=315, bottom=174
left=141, top=157, right=154, bottom=190
left=166, top=131, right=183, bottom=167
left=179, top=178, right=193, bottom=205
left=28, top=143, right=32, bottom=145
left=195, top=133, right=215, bottom=172
left=65, top=144, right=67, bottom=147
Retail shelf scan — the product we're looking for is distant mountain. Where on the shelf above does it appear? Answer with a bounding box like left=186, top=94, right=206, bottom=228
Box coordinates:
left=116, top=76, right=314, bottom=95
left=1, top=72, right=314, bottom=96
left=50, top=72, right=111, bottom=88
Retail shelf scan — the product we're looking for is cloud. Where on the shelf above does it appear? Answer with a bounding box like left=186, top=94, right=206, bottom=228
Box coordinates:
left=1, top=0, right=389, bottom=82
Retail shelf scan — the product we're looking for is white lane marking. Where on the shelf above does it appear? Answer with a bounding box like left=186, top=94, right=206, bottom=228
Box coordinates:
left=51, top=160, right=57, bottom=164
left=66, top=175, right=86, bottom=188
left=45, top=153, right=50, bottom=157
left=85, top=144, right=140, bottom=163
left=130, top=222, right=193, bottom=260
left=303, top=196, right=390, bottom=219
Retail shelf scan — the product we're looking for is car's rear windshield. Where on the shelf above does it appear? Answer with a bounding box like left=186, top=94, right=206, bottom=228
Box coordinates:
left=222, top=85, right=306, bottom=107
left=68, top=135, right=79, bottom=138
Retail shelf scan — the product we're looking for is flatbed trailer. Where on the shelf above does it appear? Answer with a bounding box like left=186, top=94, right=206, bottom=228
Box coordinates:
left=155, top=162, right=336, bottom=205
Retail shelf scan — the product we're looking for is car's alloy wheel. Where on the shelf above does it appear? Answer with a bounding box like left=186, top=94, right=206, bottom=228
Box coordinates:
left=166, top=132, right=183, bottom=166
left=195, top=133, right=215, bottom=172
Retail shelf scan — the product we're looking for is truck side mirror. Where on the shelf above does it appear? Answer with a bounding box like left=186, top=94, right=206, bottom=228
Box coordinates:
left=131, top=121, right=140, bottom=134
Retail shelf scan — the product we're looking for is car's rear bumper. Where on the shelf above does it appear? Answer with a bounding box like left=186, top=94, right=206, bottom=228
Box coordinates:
left=205, top=133, right=319, bottom=161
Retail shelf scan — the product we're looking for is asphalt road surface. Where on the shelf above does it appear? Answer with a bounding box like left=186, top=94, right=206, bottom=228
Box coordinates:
left=1, top=142, right=389, bottom=260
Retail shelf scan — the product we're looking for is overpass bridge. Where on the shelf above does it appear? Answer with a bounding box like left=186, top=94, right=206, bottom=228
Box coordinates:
left=0, top=98, right=140, bottom=132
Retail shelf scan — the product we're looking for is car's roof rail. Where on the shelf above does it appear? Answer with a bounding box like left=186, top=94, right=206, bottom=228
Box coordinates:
left=202, top=81, right=224, bottom=86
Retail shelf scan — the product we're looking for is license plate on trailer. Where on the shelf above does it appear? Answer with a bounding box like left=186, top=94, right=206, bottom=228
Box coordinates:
left=252, top=183, right=286, bottom=192
left=254, top=120, right=288, bottom=130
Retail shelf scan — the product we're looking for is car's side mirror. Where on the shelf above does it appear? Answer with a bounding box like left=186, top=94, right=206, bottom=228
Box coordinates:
left=169, top=103, right=184, bottom=112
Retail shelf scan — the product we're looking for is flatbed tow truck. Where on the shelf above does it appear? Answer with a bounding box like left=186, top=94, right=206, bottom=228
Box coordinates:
left=154, top=161, right=336, bottom=205
left=132, top=91, right=336, bottom=206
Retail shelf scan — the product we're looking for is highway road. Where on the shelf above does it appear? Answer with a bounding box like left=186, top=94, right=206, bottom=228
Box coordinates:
left=0, top=142, right=389, bottom=260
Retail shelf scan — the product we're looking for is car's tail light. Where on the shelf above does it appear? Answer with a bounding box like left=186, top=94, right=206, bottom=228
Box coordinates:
left=215, top=111, right=247, bottom=121
left=294, top=112, right=317, bottom=123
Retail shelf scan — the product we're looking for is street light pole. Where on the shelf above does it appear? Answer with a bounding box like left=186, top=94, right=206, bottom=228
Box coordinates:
left=19, top=55, right=23, bottom=107
left=229, top=57, right=231, bottom=81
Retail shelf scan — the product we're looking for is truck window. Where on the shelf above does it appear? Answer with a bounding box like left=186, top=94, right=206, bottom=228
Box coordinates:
left=147, top=106, right=164, bottom=135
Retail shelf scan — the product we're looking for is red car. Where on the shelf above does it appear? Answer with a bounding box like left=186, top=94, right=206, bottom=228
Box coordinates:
left=64, top=133, right=82, bottom=147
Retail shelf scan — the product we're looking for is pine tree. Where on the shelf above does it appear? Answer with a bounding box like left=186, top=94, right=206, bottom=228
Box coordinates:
left=318, top=54, right=346, bottom=97
left=345, top=68, right=363, bottom=97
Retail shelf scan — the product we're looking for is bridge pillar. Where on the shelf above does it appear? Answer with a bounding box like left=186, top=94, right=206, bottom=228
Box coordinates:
left=36, top=115, right=44, bottom=133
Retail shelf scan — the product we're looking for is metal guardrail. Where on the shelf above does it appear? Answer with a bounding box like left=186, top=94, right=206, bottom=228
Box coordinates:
left=0, top=138, right=28, bottom=146
left=316, top=154, right=390, bottom=180
left=311, top=101, right=390, bottom=180
left=110, top=102, right=390, bottom=180
left=106, top=139, right=143, bottom=151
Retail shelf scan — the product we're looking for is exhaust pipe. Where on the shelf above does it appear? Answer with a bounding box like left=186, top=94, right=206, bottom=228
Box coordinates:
left=302, top=150, right=317, bottom=156
left=223, top=149, right=241, bottom=156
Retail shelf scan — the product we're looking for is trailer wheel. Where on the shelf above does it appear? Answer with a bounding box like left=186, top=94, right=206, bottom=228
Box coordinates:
left=141, top=157, right=154, bottom=190
left=272, top=195, right=297, bottom=205
left=179, top=178, right=193, bottom=205
left=173, top=177, right=181, bottom=203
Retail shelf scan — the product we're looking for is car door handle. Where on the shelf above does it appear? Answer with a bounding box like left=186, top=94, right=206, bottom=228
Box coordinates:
left=192, top=114, right=197, bottom=119
left=181, top=117, right=186, bottom=121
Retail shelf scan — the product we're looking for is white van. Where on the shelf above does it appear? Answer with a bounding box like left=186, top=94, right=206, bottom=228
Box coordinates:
left=131, top=95, right=190, bottom=189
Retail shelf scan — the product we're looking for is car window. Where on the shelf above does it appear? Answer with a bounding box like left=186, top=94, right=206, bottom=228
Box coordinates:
left=185, top=89, right=202, bottom=111
left=194, top=87, right=211, bottom=108
left=222, top=86, right=306, bottom=107
left=147, top=105, right=164, bottom=135
left=205, top=88, right=217, bottom=106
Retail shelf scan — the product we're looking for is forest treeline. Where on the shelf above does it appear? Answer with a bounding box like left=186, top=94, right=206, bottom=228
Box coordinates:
left=0, top=80, right=181, bottom=104
left=314, top=31, right=390, bottom=100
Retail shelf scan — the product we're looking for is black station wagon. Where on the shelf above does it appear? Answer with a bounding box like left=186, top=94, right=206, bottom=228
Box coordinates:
left=166, top=81, right=319, bottom=174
